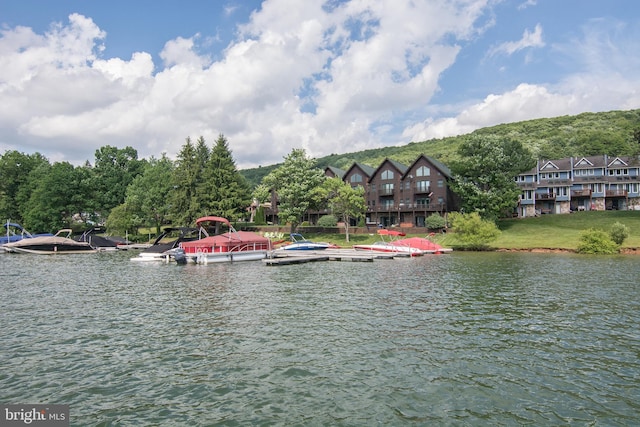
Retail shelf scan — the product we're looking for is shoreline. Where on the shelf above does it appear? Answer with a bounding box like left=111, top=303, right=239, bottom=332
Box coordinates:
left=495, top=247, right=640, bottom=255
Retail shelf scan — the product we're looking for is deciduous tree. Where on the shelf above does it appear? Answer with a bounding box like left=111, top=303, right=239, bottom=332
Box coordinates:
left=0, top=151, right=50, bottom=222
left=318, top=176, right=367, bottom=242
left=450, top=135, right=535, bottom=220
left=125, top=154, right=175, bottom=234
left=92, top=145, right=146, bottom=219
left=262, top=149, right=325, bottom=232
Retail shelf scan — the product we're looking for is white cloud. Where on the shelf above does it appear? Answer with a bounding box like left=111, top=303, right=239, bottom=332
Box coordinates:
left=0, top=3, right=639, bottom=170
left=489, top=23, right=544, bottom=57
left=405, top=17, right=640, bottom=142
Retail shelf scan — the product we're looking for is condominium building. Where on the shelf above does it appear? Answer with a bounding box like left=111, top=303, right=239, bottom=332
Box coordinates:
left=515, top=155, right=640, bottom=217
left=317, top=154, right=459, bottom=227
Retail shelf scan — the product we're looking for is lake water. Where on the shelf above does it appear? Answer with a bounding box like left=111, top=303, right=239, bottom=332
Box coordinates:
left=1, top=250, right=639, bottom=426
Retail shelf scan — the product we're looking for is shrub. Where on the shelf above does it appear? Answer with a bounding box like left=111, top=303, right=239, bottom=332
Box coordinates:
left=449, top=212, right=501, bottom=250
left=317, top=214, right=338, bottom=227
left=576, top=228, right=619, bottom=254
left=425, top=213, right=446, bottom=230
left=609, top=221, right=630, bottom=245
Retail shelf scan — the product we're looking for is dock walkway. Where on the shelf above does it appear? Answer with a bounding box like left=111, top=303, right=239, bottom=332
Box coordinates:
left=263, top=248, right=405, bottom=266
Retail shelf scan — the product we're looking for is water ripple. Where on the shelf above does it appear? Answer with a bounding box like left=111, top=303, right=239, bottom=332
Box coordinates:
left=1, top=251, right=639, bottom=425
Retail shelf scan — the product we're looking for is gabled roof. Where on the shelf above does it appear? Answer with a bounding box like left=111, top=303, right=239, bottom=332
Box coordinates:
left=573, top=157, right=594, bottom=167
left=540, top=160, right=560, bottom=170
left=402, top=154, right=452, bottom=179
left=608, top=157, right=629, bottom=168
left=324, top=166, right=346, bottom=179
left=369, top=158, right=408, bottom=180
left=574, top=155, right=606, bottom=168
left=342, top=162, right=376, bottom=182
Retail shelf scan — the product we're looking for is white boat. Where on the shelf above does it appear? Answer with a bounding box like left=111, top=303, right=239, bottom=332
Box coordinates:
left=278, top=233, right=335, bottom=250
left=130, top=227, right=199, bottom=262
left=352, top=229, right=424, bottom=256
left=3, top=229, right=97, bottom=254
left=180, top=216, right=271, bottom=264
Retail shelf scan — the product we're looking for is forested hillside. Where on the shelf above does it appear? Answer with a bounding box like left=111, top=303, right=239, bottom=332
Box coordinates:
left=241, top=109, right=640, bottom=188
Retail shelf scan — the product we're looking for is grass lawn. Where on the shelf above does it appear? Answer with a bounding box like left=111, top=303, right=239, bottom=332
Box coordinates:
left=493, top=211, right=640, bottom=250
left=136, top=211, right=640, bottom=251
left=293, top=211, right=640, bottom=251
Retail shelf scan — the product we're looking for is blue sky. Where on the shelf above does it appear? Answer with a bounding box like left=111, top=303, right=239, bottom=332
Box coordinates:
left=1, top=0, right=639, bottom=168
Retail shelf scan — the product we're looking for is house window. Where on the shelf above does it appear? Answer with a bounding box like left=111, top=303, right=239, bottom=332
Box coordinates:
left=381, top=199, right=394, bottom=209
left=416, top=198, right=430, bottom=208
left=381, top=183, right=394, bottom=194
left=609, top=169, right=629, bottom=176
left=416, top=166, right=430, bottom=177
left=416, top=180, right=430, bottom=192
left=381, top=170, right=394, bottom=180
left=350, top=173, right=363, bottom=183
left=438, top=179, right=444, bottom=188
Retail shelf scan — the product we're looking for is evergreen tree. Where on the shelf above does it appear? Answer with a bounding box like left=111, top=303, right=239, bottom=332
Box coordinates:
left=169, top=137, right=205, bottom=226
left=199, top=134, right=251, bottom=221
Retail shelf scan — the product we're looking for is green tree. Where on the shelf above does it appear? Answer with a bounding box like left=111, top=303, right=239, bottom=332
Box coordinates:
left=450, top=135, right=536, bottom=220
left=91, top=145, right=146, bottom=219
left=0, top=151, right=50, bottom=222
left=449, top=211, right=501, bottom=250
left=262, top=148, right=325, bottom=232
left=317, top=176, right=367, bottom=242
left=199, top=134, right=251, bottom=221
left=609, top=221, right=630, bottom=245
left=21, top=162, right=89, bottom=232
left=168, top=137, right=206, bottom=226
left=105, top=203, right=139, bottom=237
left=125, top=154, right=175, bottom=234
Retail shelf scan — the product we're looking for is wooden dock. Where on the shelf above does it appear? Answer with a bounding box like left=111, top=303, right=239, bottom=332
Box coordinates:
left=263, top=248, right=404, bottom=266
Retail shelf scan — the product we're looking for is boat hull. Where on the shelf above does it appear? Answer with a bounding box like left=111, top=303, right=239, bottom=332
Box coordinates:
left=196, top=250, right=267, bottom=264
left=352, top=244, right=423, bottom=256
left=8, top=245, right=97, bottom=255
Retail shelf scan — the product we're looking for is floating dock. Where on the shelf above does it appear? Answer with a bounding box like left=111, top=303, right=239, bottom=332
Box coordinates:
left=263, top=248, right=407, bottom=266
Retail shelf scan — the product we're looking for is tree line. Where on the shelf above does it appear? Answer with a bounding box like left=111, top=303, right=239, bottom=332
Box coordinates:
left=0, top=134, right=369, bottom=240
left=0, top=135, right=251, bottom=236
left=1, top=130, right=544, bottom=240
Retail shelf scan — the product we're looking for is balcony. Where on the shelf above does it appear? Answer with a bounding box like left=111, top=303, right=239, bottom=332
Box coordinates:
left=571, top=189, right=592, bottom=197
left=536, top=193, right=556, bottom=200
left=517, top=182, right=537, bottom=189
left=606, top=190, right=628, bottom=197
left=414, top=185, right=432, bottom=194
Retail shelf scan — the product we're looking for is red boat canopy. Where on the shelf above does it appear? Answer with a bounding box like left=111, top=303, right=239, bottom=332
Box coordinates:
left=195, top=216, right=231, bottom=227
left=377, top=229, right=406, bottom=237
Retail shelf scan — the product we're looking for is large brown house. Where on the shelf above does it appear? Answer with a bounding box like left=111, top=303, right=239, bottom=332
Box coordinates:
left=263, top=154, right=459, bottom=227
